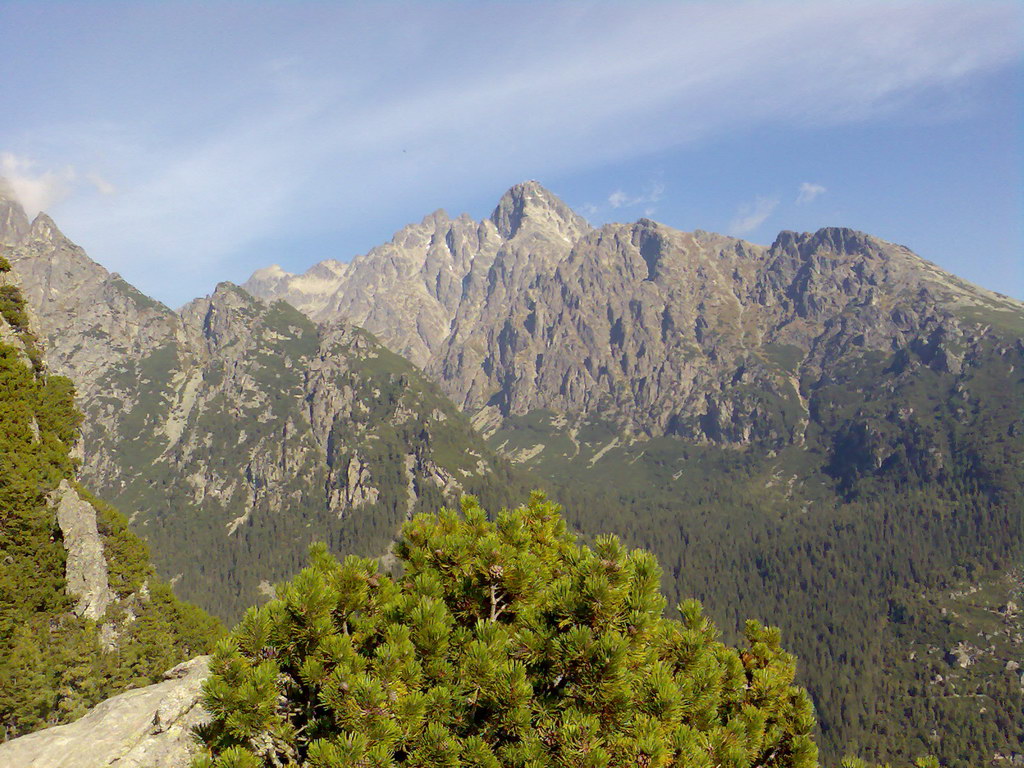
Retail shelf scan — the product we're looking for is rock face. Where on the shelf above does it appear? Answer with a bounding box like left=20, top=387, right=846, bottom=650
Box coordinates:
left=5, top=207, right=182, bottom=398
left=245, top=182, right=1024, bottom=458
left=245, top=259, right=349, bottom=327
left=49, top=479, right=114, bottom=620
left=0, top=657, right=209, bottom=768
left=1, top=189, right=521, bottom=620
left=244, top=181, right=590, bottom=369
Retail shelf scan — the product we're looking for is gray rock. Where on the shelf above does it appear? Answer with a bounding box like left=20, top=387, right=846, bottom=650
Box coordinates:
left=244, top=183, right=1024, bottom=454
left=49, top=479, right=113, bottom=621
left=243, top=180, right=590, bottom=370
left=0, top=656, right=210, bottom=768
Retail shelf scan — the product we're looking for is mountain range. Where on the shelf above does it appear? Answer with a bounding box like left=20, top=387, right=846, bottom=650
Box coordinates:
left=1, top=179, right=1022, bottom=765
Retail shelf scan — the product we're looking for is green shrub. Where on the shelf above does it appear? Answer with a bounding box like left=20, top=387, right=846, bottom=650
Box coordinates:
left=194, top=495, right=819, bottom=768
left=0, top=284, right=30, bottom=331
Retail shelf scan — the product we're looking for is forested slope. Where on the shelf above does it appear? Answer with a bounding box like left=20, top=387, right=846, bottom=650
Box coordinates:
left=516, top=326, right=1024, bottom=764
left=0, top=263, right=221, bottom=740
left=250, top=182, right=1024, bottom=765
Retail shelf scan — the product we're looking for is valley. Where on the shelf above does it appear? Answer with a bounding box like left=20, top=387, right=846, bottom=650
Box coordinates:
left=1, top=180, right=1022, bottom=765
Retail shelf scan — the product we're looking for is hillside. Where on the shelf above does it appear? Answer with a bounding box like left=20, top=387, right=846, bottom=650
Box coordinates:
left=3, top=179, right=1022, bottom=763
left=245, top=182, right=1024, bottom=765
left=0, top=192, right=527, bottom=621
left=0, top=256, right=220, bottom=740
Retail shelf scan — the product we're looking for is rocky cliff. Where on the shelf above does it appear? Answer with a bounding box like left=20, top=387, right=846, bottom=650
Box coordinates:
left=245, top=182, right=590, bottom=369
left=1, top=191, right=525, bottom=621
left=49, top=479, right=115, bottom=622
left=248, top=183, right=1022, bottom=445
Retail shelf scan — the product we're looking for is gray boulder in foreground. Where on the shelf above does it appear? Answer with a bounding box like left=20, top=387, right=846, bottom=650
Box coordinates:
left=0, top=656, right=210, bottom=768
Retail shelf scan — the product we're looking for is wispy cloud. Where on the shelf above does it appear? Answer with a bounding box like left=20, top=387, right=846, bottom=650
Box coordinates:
left=1, top=2, right=1019, bottom=303
left=607, top=191, right=630, bottom=208
left=86, top=173, right=116, bottom=196
left=796, top=182, right=827, bottom=204
left=608, top=181, right=665, bottom=209
left=729, top=195, right=779, bottom=237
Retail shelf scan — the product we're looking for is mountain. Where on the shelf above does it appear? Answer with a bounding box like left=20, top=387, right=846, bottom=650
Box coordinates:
left=0, top=190, right=527, bottom=622
left=245, top=182, right=591, bottom=370
left=248, top=181, right=1022, bottom=446
left=3, top=178, right=1022, bottom=764
left=245, top=181, right=1024, bottom=765
left=0, top=258, right=220, bottom=740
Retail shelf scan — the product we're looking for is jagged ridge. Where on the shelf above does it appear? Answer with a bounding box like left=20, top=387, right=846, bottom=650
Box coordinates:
left=0, top=192, right=527, bottom=621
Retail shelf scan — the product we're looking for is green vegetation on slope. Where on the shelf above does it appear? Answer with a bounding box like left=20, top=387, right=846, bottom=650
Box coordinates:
left=193, top=496, right=819, bottom=768
left=86, top=301, right=531, bottom=624
left=0, top=278, right=222, bottom=741
left=491, top=333, right=1024, bottom=766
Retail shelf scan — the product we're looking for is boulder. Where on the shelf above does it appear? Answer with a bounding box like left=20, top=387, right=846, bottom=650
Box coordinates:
left=0, top=656, right=210, bottom=768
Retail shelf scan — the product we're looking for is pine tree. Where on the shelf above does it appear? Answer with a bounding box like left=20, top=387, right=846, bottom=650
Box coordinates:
left=0, top=285, right=223, bottom=739
left=194, top=495, right=821, bottom=767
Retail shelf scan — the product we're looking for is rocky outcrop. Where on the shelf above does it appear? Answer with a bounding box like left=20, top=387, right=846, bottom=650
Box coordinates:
left=49, top=479, right=113, bottom=621
left=0, top=657, right=210, bottom=768
left=245, top=259, right=348, bottom=322
left=243, top=181, right=590, bottom=369
left=4, top=208, right=181, bottom=403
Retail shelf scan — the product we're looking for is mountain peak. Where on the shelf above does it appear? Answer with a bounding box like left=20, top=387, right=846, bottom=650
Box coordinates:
left=210, top=280, right=250, bottom=300
left=28, top=212, right=62, bottom=242
left=248, top=264, right=292, bottom=282
left=489, top=181, right=590, bottom=240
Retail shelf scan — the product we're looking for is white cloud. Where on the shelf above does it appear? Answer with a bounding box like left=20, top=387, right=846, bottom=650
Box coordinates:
left=729, top=195, right=779, bottom=237
left=0, top=153, right=76, bottom=216
left=608, top=190, right=629, bottom=208
left=608, top=181, right=665, bottom=209
left=87, top=173, right=116, bottom=196
left=797, top=182, right=827, bottom=204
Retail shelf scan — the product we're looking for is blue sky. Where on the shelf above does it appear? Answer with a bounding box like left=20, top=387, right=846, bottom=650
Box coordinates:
left=1, top=1, right=1021, bottom=307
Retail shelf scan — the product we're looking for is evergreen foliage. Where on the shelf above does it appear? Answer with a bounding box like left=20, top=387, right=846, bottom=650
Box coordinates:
left=0, top=284, right=222, bottom=740
left=194, top=495, right=820, bottom=768
left=495, top=332, right=1024, bottom=766
left=840, top=759, right=939, bottom=768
